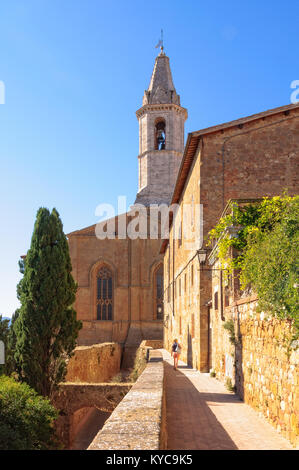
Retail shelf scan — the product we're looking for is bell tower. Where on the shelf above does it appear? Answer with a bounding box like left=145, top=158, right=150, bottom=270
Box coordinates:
left=135, top=49, right=188, bottom=206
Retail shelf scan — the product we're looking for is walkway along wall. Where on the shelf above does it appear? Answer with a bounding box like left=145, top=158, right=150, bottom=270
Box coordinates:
left=209, top=289, right=299, bottom=447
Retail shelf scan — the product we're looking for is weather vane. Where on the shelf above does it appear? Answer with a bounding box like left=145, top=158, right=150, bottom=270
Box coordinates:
left=155, top=29, right=164, bottom=53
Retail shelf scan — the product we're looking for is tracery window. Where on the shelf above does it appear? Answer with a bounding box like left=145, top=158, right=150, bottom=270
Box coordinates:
left=155, top=264, right=164, bottom=320
left=96, top=266, right=113, bottom=321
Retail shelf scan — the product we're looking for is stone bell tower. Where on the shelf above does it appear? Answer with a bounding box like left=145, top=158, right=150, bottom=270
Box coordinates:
left=135, top=48, right=188, bottom=206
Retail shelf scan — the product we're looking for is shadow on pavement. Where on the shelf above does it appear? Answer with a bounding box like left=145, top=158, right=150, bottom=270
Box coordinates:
left=164, top=361, right=239, bottom=450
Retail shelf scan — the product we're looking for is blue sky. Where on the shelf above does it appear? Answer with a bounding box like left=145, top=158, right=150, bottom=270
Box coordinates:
left=0, top=0, right=298, bottom=317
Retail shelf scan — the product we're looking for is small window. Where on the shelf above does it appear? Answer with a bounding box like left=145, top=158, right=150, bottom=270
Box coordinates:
left=191, top=264, right=194, bottom=286
left=178, top=222, right=182, bottom=247
left=191, top=196, right=194, bottom=227
left=155, top=265, right=164, bottom=320
left=191, top=314, right=195, bottom=338
left=224, top=286, right=230, bottom=307
left=214, top=291, right=218, bottom=311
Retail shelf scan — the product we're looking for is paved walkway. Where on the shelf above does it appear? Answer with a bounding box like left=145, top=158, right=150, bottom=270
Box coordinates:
left=161, top=349, right=294, bottom=450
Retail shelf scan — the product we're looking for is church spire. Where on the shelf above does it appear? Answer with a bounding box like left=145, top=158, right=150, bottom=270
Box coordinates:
left=142, top=52, right=180, bottom=106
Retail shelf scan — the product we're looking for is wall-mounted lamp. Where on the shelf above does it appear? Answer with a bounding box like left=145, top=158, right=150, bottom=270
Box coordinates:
left=197, top=249, right=207, bottom=269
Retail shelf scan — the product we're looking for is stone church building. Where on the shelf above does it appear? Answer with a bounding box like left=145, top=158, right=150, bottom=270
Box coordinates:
left=67, top=49, right=187, bottom=363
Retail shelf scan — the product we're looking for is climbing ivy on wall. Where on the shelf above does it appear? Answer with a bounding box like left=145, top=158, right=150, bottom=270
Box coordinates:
left=208, top=194, right=299, bottom=340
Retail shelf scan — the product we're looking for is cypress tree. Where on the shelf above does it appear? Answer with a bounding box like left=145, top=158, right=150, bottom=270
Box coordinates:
left=14, top=208, right=82, bottom=396
left=4, top=309, right=19, bottom=376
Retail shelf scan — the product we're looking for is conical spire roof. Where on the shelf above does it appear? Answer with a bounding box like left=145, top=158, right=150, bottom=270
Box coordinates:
left=142, top=51, right=180, bottom=106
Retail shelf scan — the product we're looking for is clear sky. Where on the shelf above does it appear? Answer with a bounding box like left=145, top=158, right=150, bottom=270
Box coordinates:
left=0, top=0, right=298, bottom=317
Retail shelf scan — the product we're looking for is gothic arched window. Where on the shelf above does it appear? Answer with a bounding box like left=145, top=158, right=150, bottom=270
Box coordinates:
left=96, top=266, right=113, bottom=321
left=154, top=264, right=164, bottom=320
left=155, top=119, right=166, bottom=150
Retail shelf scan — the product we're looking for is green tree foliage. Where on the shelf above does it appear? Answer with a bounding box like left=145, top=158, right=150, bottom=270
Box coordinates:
left=0, top=315, right=9, bottom=345
left=14, top=208, right=82, bottom=396
left=4, top=310, right=20, bottom=376
left=0, top=315, right=10, bottom=375
left=0, top=375, right=58, bottom=450
left=208, top=195, right=298, bottom=274
left=241, top=198, right=299, bottom=338
left=208, top=195, right=299, bottom=338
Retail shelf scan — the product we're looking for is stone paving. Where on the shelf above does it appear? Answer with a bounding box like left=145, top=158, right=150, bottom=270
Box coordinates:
left=161, top=349, right=295, bottom=450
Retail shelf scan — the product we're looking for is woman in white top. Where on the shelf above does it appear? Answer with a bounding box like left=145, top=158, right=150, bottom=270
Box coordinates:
left=171, top=338, right=182, bottom=370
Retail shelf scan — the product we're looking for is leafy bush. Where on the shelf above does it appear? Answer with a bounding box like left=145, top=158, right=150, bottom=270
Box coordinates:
left=225, top=377, right=235, bottom=393
left=208, top=195, right=299, bottom=340
left=242, top=198, right=299, bottom=338
left=223, top=319, right=237, bottom=345
left=208, top=194, right=298, bottom=274
left=0, top=375, right=58, bottom=450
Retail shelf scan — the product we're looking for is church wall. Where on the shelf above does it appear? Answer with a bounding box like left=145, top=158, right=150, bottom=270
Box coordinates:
left=69, top=226, right=164, bottom=347
left=164, top=106, right=299, bottom=371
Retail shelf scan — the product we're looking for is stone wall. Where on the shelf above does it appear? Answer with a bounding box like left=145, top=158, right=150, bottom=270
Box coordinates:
left=210, top=295, right=299, bottom=447
left=66, top=343, right=122, bottom=383
left=88, top=349, right=167, bottom=450
left=53, top=382, right=132, bottom=449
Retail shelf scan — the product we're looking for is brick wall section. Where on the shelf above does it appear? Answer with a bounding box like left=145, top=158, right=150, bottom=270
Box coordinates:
left=88, top=349, right=166, bottom=450
left=66, top=343, right=122, bottom=383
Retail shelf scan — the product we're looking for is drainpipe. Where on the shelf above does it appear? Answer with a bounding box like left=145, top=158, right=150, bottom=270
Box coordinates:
left=220, top=269, right=224, bottom=321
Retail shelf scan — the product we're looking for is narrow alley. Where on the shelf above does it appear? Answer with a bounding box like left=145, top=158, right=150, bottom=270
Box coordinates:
left=162, top=350, right=294, bottom=450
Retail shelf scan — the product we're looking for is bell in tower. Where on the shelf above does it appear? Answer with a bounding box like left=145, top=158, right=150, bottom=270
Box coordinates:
left=155, top=120, right=166, bottom=150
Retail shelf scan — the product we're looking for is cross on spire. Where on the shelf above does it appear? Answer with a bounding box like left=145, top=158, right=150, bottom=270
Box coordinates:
left=155, top=29, right=164, bottom=53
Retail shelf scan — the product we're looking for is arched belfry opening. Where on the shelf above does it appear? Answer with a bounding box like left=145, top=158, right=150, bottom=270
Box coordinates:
left=155, top=119, right=166, bottom=150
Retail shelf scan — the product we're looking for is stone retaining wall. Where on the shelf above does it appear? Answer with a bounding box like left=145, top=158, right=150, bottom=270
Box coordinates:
left=53, top=382, right=132, bottom=448
left=88, top=349, right=167, bottom=450
left=211, top=296, right=299, bottom=446
left=66, top=342, right=122, bottom=383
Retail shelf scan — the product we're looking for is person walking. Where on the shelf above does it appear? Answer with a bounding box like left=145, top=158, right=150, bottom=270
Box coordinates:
left=171, top=338, right=182, bottom=370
